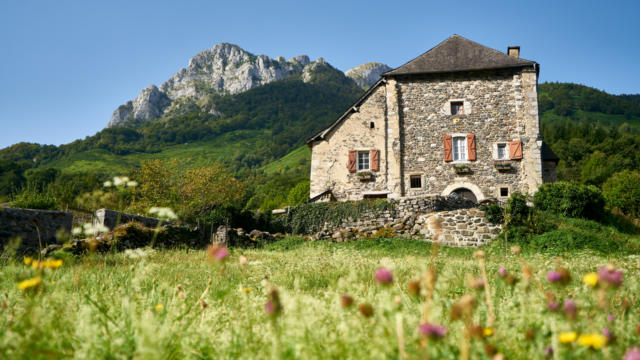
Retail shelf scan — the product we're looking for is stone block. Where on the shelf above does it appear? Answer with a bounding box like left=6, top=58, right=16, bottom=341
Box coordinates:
left=0, top=207, right=72, bottom=255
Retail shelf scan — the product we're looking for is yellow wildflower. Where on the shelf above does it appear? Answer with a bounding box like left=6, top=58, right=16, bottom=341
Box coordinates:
left=155, top=304, right=164, bottom=310
left=18, top=277, right=42, bottom=291
left=483, top=327, right=494, bottom=337
left=578, top=333, right=607, bottom=349
left=23, top=257, right=32, bottom=265
left=559, top=331, right=577, bottom=344
left=44, top=259, right=63, bottom=269
left=582, top=273, right=598, bottom=287
left=240, top=288, right=253, bottom=293
left=30, top=258, right=63, bottom=270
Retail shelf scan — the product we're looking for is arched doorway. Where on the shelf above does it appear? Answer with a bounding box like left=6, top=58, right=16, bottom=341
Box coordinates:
left=450, top=187, right=478, bottom=203
left=441, top=182, right=485, bottom=203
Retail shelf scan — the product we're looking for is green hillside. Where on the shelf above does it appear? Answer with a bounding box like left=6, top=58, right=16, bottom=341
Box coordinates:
left=0, top=66, right=361, bottom=176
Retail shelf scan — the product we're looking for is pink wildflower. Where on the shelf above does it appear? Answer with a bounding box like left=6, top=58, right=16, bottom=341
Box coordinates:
left=418, top=323, right=447, bottom=339
left=374, top=267, right=393, bottom=285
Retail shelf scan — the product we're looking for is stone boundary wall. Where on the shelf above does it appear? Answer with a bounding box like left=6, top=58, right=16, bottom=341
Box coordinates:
left=94, top=209, right=163, bottom=230
left=313, top=195, right=500, bottom=247
left=0, top=207, right=73, bottom=254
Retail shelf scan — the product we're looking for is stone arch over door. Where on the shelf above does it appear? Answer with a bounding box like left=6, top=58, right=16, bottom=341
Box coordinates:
left=441, top=182, right=485, bottom=203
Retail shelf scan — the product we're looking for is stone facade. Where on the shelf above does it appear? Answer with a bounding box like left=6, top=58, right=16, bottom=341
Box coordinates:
left=308, top=36, right=556, bottom=204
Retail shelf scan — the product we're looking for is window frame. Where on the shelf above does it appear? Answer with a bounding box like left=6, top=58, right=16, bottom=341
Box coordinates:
left=357, top=150, right=370, bottom=171
left=409, top=175, right=422, bottom=189
left=493, top=142, right=509, bottom=160
left=450, top=101, right=464, bottom=115
left=452, top=135, right=468, bottom=162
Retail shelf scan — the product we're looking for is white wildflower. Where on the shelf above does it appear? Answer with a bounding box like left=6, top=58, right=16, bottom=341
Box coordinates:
left=112, top=176, right=130, bottom=187
left=124, top=248, right=154, bottom=259
left=103, top=180, right=113, bottom=187
left=126, top=180, right=138, bottom=187
left=148, top=207, right=178, bottom=220
left=81, top=222, right=110, bottom=235
left=72, top=227, right=82, bottom=235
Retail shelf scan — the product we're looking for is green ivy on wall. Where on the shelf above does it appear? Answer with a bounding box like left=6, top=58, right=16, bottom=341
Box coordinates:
left=283, top=199, right=396, bottom=235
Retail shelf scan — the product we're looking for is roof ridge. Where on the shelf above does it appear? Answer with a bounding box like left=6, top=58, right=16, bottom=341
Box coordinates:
left=383, top=35, right=537, bottom=76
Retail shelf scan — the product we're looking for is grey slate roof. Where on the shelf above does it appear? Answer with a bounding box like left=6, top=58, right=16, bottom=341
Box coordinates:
left=383, top=34, right=537, bottom=76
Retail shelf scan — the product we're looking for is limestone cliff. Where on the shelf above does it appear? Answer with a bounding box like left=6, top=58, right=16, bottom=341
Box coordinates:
left=107, top=43, right=390, bottom=128
left=345, top=62, right=392, bottom=89
left=107, top=43, right=313, bottom=127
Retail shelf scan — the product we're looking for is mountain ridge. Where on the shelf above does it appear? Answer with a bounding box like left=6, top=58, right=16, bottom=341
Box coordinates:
left=108, top=43, right=388, bottom=128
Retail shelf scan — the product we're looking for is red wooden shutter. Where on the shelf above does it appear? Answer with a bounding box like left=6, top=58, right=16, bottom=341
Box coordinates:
left=443, top=135, right=453, bottom=162
left=348, top=150, right=357, bottom=172
left=371, top=149, right=379, bottom=171
left=509, top=140, right=523, bottom=159
left=467, top=133, right=476, bottom=161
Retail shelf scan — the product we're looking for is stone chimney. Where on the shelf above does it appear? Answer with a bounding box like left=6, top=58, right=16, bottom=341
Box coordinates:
left=508, top=46, right=520, bottom=58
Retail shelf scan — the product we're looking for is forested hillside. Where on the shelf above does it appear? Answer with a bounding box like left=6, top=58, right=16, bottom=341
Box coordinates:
left=538, top=83, right=640, bottom=184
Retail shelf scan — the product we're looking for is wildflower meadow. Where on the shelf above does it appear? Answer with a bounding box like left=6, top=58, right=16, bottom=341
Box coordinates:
left=1, top=237, right=640, bottom=359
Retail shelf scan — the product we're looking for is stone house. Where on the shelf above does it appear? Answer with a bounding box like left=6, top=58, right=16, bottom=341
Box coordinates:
left=307, top=35, right=558, bottom=203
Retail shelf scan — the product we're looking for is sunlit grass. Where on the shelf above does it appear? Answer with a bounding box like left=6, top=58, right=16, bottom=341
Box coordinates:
left=1, top=238, right=639, bottom=359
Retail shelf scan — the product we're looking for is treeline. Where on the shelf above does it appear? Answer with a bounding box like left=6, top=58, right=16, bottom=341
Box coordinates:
left=538, top=83, right=640, bottom=186
left=0, top=75, right=361, bottom=170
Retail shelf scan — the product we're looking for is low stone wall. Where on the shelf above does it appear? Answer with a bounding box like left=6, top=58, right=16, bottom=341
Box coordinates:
left=311, top=195, right=500, bottom=246
left=0, top=207, right=73, bottom=254
left=415, top=208, right=501, bottom=247
left=94, top=209, right=163, bottom=230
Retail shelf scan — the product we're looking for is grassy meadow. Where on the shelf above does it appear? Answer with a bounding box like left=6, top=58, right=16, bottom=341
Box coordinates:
left=1, top=237, right=639, bottom=359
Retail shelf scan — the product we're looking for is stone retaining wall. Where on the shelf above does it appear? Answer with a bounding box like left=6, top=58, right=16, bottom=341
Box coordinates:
left=94, top=209, right=163, bottom=230
left=0, top=207, right=73, bottom=254
left=311, top=195, right=500, bottom=247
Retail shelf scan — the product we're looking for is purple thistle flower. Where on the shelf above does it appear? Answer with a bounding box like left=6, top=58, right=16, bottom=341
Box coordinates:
left=624, top=347, right=640, bottom=360
left=602, top=328, right=614, bottom=343
left=564, top=299, right=577, bottom=319
left=598, top=266, right=623, bottom=286
left=214, top=247, right=229, bottom=261
left=544, top=346, right=554, bottom=357
left=498, top=266, right=508, bottom=278
left=265, top=300, right=276, bottom=315
left=547, top=301, right=559, bottom=311
left=374, top=267, right=393, bottom=285
left=547, top=271, right=562, bottom=283
left=607, top=313, right=615, bottom=323
left=418, top=323, right=447, bottom=339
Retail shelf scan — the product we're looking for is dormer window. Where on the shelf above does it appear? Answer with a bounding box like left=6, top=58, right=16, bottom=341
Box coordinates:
left=451, top=101, right=464, bottom=115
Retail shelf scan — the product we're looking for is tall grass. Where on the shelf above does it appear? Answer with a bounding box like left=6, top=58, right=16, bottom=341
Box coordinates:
left=1, top=238, right=639, bottom=359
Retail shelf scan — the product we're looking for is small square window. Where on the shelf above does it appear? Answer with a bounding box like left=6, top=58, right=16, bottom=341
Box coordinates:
left=370, top=122, right=375, bottom=129
left=500, top=187, right=509, bottom=197
left=451, top=101, right=464, bottom=115
left=410, top=175, right=422, bottom=189
left=496, top=144, right=508, bottom=160
left=357, top=151, right=370, bottom=171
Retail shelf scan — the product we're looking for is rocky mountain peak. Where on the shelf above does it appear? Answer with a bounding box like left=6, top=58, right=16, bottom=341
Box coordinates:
left=345, top=62, right=392, bottom=89
left=107, top=43, right=389, bottom=128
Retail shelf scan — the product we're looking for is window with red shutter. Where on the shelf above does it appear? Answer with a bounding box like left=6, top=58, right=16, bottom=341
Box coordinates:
left=509, top=140, right=523, bottom=160
left=370, top=149, right=379, bottom=171
left=467, top=134, right=476, bottom=161
left=443, top=135, right=453, bottom=162
left=348, top=150, right=356, bottom=172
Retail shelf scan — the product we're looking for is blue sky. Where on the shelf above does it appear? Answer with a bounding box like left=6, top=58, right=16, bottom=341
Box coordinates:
left=1, top=0, right=639, bottom=149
